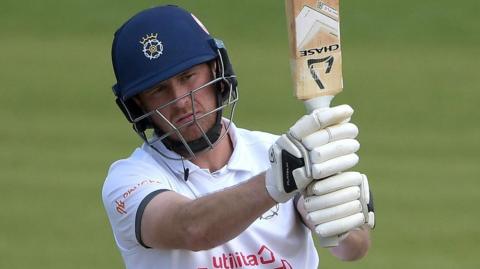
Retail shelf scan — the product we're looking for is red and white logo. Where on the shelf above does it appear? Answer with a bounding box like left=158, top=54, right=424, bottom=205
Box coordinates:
left=114, top=179, right=162, bottom=215
left=197, top=245, right=292, bottom=269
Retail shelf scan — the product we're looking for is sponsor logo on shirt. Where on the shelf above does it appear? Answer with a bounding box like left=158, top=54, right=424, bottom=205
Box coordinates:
left=197, top=245, right=292, bottom=269
left=115, top=200, right=127, bottom=215
left=114, top=179, right=162, bottom=215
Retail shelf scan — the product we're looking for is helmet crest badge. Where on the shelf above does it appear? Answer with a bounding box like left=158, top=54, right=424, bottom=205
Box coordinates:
left=139, top=33, right=163, bottom=60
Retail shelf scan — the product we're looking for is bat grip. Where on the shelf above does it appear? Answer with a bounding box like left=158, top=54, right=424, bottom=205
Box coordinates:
left=305, top=95, right=341, bottom=248
left=304, top=95, right=334, bottom=113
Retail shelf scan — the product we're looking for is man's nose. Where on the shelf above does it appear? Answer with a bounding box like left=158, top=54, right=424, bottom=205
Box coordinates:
left=170, top=84, right=192, bottom=108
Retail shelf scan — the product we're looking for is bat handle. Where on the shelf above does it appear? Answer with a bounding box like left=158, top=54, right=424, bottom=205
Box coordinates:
left=304, top=95, right=341, bottom=248
left=304, top=95, right=334, bottom=113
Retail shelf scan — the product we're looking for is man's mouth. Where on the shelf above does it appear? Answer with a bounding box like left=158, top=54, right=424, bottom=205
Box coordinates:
left=174, top=112, right=197, bottom=126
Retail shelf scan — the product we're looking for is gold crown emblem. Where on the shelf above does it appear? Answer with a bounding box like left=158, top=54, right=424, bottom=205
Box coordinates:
left=139, top=33, right=158, bottom=45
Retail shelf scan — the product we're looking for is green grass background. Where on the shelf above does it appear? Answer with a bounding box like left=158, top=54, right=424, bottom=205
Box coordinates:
left=1, top=0, right=479, bottom=268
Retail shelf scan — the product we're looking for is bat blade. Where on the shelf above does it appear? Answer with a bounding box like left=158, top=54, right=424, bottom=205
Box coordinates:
left=285, top=0, right=342, bottom=112
left=285, top=0, right=344, bottom=247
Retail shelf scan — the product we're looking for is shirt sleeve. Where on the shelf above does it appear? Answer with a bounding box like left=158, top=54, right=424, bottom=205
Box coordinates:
left=102, top=158, right=175, bottom=252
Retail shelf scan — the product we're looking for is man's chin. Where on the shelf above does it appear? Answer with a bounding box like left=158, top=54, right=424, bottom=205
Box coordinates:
left=169, top=127, right=208, bottom=143
left=155, top=116, right=217, bottom=142
left=178, top=120, right=217, bottom=139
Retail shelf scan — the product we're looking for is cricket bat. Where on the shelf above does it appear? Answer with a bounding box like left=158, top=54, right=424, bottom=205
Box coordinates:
left=285, top=0, right=343, bottom=247
left=285, top=0, right=342, bottom=113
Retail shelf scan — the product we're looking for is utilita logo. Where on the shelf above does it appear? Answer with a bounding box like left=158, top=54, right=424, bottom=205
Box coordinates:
left=197, top=245, right=292, bottom=269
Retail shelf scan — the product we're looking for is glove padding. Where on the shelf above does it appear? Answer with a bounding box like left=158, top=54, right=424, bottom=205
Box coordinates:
left=265, top=105, right=360, bottom=203
left=303, top=172, right=375, bottom=239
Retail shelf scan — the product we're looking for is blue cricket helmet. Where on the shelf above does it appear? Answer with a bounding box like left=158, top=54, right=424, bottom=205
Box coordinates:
left=112, top=5, right=218, bottom=101
left=110, top=5, right=239, bottom=159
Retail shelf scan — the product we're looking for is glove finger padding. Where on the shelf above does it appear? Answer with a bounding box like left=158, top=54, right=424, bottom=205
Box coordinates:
left=302, top=122, right=358, bottom=150
left=311, top=154, right=359, bottom=179
left=307, top=200, right=362, bottom=225
left=310, top=139, right=360, bottom=164
left=289, top=105, right=354, bottom=140
left=315, top=213, right=365, bottom=237
left=303, top=172, right=376, bottom=238
left=306, top=172, right=363, bottom=196
left=304, top=186, right=361, bottom=211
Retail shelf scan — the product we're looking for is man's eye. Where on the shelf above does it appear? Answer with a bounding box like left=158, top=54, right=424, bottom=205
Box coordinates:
left=149, top=87, right=165, bottom=95
left=182, top=73, right=194, bottom=81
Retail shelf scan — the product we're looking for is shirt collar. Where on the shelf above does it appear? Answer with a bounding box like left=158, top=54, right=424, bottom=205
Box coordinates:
left=224, top=120, right=251, bottom=172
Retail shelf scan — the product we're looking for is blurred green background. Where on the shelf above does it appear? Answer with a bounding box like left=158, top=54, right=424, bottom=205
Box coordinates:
left=1, top=0, right=479, bottom=268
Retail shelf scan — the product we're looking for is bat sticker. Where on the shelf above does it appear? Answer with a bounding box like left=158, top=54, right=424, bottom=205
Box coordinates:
left=307, top=56, right=334, bottom=89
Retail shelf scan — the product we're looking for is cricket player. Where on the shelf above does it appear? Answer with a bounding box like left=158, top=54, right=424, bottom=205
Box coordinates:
left=102, top=5, right=375, bottom=269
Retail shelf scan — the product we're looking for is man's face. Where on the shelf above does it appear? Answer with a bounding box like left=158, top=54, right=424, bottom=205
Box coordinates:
left=135, top=63, right=218, bottom=142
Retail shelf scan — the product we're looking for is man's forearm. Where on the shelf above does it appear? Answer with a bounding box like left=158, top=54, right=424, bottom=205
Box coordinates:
left=176, top=172, right=276, bottom=250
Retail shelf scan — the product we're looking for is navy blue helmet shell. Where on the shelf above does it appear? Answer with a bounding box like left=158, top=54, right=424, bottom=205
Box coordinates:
left=111, top=5, right=218, bottom=101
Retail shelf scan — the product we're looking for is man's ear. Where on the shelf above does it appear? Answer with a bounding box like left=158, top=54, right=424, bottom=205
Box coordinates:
left=209, top=60, right=217, bottom=77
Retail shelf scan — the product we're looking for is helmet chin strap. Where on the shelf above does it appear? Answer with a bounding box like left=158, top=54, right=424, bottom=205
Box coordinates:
left=155, top=90, right=224, bottom=156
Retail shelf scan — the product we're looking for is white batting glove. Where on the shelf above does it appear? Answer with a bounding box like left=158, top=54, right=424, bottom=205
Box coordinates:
left=303, top=172, right=375, bottom=240
left=265, top=105, right=360, bottom=203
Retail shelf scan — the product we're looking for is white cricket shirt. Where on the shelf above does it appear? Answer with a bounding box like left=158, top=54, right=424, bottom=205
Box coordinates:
left=102, top=122, right=319, bottom=269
